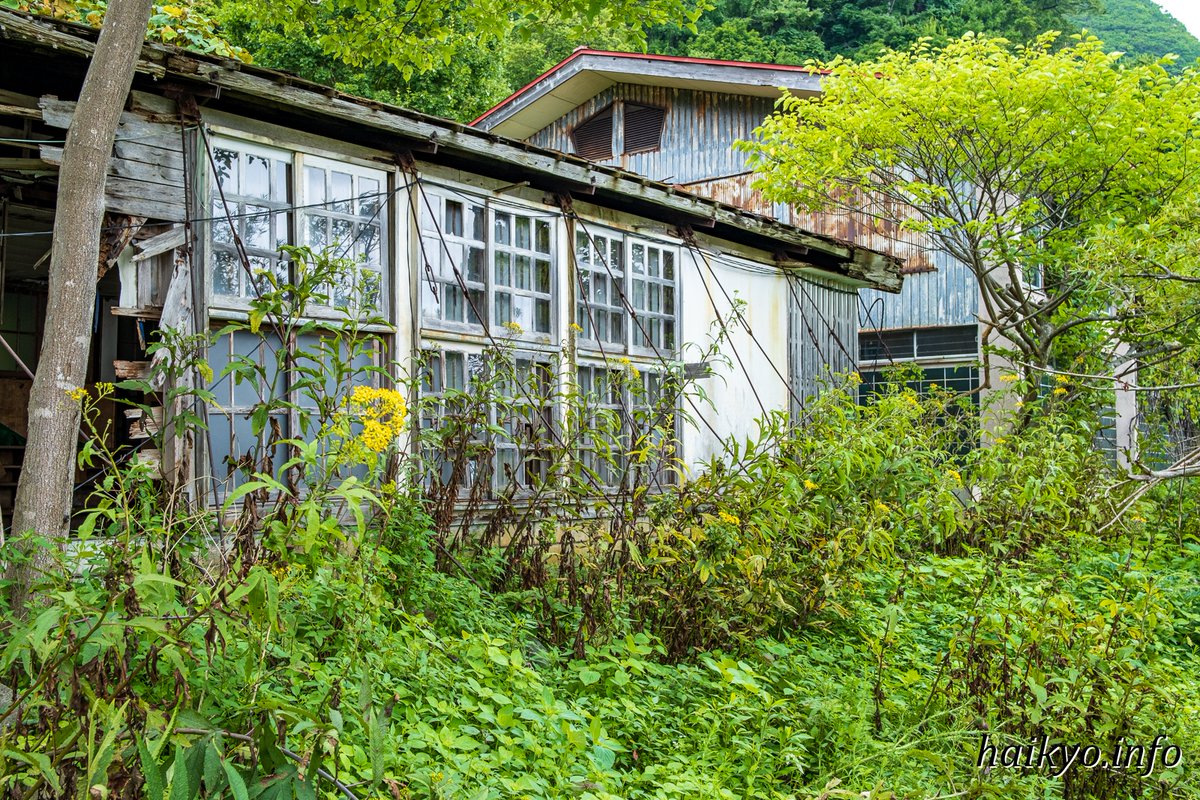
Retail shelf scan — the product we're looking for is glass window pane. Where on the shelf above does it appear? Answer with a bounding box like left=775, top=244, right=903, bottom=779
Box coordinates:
left=305, top=166, right=326, bottom=205
left=245, top=154, right=271, bottom=199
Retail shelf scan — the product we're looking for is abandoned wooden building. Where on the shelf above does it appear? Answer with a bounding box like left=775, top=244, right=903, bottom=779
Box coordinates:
left=0, top=10, right=902, bottom=528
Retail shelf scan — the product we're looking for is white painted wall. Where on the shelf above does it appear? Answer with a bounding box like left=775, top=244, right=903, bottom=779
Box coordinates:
left=678, top=246, right=793, bottom=473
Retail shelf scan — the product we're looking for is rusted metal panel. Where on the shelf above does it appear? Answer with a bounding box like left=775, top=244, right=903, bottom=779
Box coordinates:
left=530, top=82, right=980, bottom=328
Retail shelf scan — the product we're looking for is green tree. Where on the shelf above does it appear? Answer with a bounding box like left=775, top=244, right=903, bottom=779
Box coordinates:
left=742, top=33, right=1200, bottom=413
left=649, top=0, right=1095, bottom=64
left=1074, top=0, right=1200, bottom=68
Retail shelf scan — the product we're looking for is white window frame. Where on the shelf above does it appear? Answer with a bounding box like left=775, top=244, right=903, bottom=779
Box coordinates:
left=417, top=185, right=558, bottom=344
left=206, top=135, right=393, bottom=324
left=574, top=225, right=679, bottom=359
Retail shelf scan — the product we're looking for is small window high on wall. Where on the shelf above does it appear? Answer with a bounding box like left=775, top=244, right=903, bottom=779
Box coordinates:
left=572, top=106, right=614, bottom=161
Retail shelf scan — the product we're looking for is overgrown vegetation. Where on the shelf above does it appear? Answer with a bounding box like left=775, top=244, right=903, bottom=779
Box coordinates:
left=1, top=249, right=1198, bottom=799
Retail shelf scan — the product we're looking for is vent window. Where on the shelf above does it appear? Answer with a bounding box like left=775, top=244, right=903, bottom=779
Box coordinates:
left=859, top=326, right=978, bottom=362
left=572, top=106, right=614, bottom=161
left=623, top=103, right=666, bottom=154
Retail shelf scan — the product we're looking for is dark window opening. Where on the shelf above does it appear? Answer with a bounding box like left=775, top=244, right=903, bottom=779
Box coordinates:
left=572, top=106, right=614, bottom=161
left=859, top=325, right=977, bottom=362
left=623, top=103, right=666, bottom=154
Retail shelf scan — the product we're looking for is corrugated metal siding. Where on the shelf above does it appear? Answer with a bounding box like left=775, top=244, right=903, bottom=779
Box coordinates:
left=858, top=255, right=978, bottom=330
left=789, top=275, right=859, bottom=419
left=529, top=84, right=775, bottom=185
left=530, top=84, right=983, bottom=333
left=530, top=83, right=979, bottom=338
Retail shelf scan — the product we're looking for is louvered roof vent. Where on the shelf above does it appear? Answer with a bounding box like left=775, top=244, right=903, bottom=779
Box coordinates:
left=623, top=103, right=666, bottom=154
left=572, top=106, right=614, bottom=161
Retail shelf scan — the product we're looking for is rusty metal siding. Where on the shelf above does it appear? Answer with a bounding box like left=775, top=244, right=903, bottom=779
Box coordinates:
left=529, top=82, right=981, bottom=335
left=858, top=255, right=979, bottom=331
left=789, top=275, right=859, bottom=418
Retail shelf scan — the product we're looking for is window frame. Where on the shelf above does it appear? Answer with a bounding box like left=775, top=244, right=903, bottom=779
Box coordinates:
left=205, top=134, right=394, bottom=325
left=574, top=225, right=680, bottom=359
left=417, top=185, right=559, bottom=345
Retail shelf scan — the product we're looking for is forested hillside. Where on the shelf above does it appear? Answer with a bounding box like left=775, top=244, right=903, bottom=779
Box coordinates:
left=645, top=0, right=1200, bottom=69
left=1073, top=0, right=1200, bottom=65
left=198, top=0, right=1200, bottom=119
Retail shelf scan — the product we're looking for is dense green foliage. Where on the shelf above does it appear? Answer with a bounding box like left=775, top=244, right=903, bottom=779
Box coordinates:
left=2, top=251, right=1199, bottom=797
left=743, top=33, right=1200, bottom=427
left=646, top=0, right=1094, bottom=64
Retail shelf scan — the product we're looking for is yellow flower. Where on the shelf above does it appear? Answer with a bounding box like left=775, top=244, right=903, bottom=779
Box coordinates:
left=946, top=468, right=962, bottom=484
left=66, top=387, right=88, bottom=402
left=1000, top=373, right=1018, bottom=383
left=1130, top=515, right=1147, bottom=523
left=502, top=321, right=524, bottom=335
left=345, top=385, right=408, bottom=454
left=717, top=510, right=740, bottom=525
left=1053, top=387, right=1067, bottom=396
left=803, top=479, right=818, bottom=491
left=569, top=322, right=583, bottom=334
left=874, top=500, right=891, bottom=515
left=359, top=419, right=391, bottom=453
left=1054, top=373, right=1070, bottom=384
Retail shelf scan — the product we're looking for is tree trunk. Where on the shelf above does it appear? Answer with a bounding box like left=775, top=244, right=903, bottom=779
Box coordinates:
left=5, top=0, right=154, bottom=612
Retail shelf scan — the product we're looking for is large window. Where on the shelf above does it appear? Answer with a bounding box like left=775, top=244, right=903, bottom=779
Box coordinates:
left=209, top=138, right=390, bottom=318
left=574, top=229, right=678, bottom=356
left=859, top=325, right=978, bottom=363
left=210, top=142, right=291, bottom=301
left=419, top=190, right=555, bottom=338
left=576, top=361, right=677, bottom=490
left=418, top=346, right=557, bottom=495
left=205, top=137, right=391, bottom=498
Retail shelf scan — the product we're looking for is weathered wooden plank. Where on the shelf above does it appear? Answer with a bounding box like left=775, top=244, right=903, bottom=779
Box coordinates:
left=132, top=225, right=185, bottom=262
left=0, top=157, right=54, bottom=171
left=40, top=144, right=183, bottom=190
left=0, top=13, right=166, bottom=77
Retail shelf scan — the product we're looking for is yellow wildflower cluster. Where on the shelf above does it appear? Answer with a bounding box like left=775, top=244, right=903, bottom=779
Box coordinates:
left=1055, top=373, right=1070, bottom=384
left=946, top=468, right=962, bottom=484
left=1053, top=387, right=1068, bottom=396
left=1000, top=373, right=1019, bottom=383
left=613, top=356, right=641, bottom=379
left=502, top=321, right=524, bottom=335
left=569, top=322, right=584, bottom=334
left=717, top=510, right=740, bottom=525
left=874, top=500, right=892, bottom=515
left=66, top=386, right=88, bottom=402
left=346, top=385, right=407, bottom=454
left=803, top=479, right=818, bottom=491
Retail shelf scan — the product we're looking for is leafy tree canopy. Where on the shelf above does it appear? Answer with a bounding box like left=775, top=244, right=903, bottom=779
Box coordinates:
left=647, top=0, right=1097, bottom=65
left=743, top=33, right=1200, bottom=412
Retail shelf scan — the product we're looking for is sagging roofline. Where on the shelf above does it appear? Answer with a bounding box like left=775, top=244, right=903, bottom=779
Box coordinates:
left=0, top=10, right=902, bottom=292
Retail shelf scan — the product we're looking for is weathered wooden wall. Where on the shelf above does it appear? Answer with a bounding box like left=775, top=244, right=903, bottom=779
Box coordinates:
left=38, top=96, right=187, bottom=222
